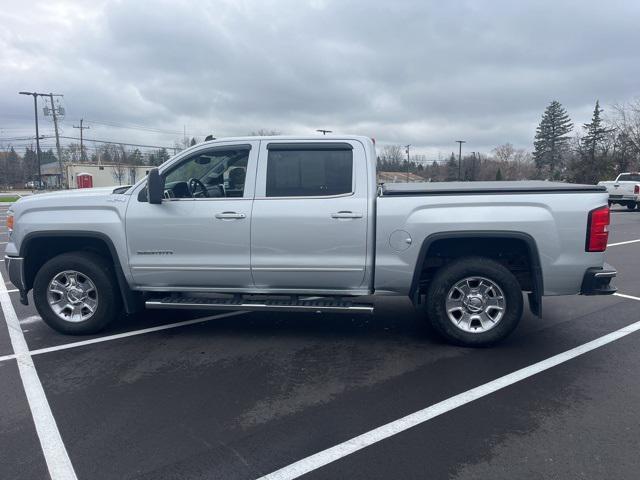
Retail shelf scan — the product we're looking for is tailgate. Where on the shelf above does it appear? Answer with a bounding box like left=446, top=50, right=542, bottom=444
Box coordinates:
left=607, top=183, right=637, bottom=197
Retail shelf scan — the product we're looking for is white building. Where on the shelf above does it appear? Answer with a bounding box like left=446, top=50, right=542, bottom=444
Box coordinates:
left=66, top=163, right=151, bottom=189
left=40, top=162, right=152, bottom=189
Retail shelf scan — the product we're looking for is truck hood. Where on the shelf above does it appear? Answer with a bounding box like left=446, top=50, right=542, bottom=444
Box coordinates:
left=9, top=186, right=131, bottom=212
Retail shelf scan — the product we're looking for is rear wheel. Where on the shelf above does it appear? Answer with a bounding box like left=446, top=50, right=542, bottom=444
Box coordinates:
left=425, top=257, right=523, bottom=347
left=33, top=252, right=121, bottom=334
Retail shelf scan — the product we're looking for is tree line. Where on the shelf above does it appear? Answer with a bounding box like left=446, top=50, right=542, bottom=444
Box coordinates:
left=0, top=143, right=173, bottom=188
left=3, top=101, right=640, bottom=188
left=377, top=98, right=640, bottom=183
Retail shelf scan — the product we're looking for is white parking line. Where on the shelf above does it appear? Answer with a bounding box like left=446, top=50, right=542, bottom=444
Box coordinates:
left=258, top=305, right=640, bottom=480
left=613, top=292, right=640, bottom=302
left=0, top=272, right=78, bottom=479
left=0, top=310, right=249, bottom=365
left=608, top=238, right=640, bottom=247
left=28, top=310, right=247, bottom=358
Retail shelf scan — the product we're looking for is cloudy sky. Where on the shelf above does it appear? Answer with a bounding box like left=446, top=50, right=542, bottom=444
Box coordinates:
left=1, top=0, right=639, bottom=158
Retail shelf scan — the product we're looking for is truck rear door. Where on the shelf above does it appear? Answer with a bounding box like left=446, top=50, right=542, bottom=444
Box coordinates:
left=250, top=140, right=369, bottom=292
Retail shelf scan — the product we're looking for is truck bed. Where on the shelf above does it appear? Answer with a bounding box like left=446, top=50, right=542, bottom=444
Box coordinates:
left=379, top=180, right=606, bottom=196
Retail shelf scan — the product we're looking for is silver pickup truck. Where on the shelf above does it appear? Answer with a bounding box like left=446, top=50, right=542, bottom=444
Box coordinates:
left=4, top=135, right=616, bottom=346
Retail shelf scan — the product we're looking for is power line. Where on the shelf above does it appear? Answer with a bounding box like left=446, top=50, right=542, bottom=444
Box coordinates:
left=56, top=135, right=175, bottom=150
left=82, top=118, right=209, bottom=137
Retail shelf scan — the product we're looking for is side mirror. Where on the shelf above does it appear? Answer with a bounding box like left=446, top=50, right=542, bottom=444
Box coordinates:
left=147, top=168, right=164, bottom=204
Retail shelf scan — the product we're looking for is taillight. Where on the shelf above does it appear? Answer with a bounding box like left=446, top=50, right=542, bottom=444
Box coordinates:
left=586, top=206, right=610, bottom=252
left=6, top=214, right=13, bottom=232
left=635, top=185, right=639, bottom=195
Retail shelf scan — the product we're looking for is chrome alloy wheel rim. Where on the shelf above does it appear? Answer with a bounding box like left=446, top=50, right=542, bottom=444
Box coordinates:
left=47, top=270, right=98, bottom=323
left=445, top=276, right=506, bottom=333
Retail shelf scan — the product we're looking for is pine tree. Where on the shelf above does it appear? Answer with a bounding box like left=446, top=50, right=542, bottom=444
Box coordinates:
left=533, top=100, right=574, bottom=179
left=6, top=147, right=20, bottom=185
left=446, top=153, right=458, bottom=181
left=495, top=167, right=503, bottom=181
left=581, top=100, right=608, bottom=161
left=578, top=100, right=611, bottom=183
left=22, top=147, right=39, bottom=183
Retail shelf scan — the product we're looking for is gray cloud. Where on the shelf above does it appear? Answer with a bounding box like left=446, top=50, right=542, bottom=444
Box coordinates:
left=1, top=0, right=639, bottom=156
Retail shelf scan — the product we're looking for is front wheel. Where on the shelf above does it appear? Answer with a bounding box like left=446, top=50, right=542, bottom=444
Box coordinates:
left=33, top=252, right=122, bottom=335
left=425, top=257, right=524, bottom=347
left=627, top=203, right=637, bottom=210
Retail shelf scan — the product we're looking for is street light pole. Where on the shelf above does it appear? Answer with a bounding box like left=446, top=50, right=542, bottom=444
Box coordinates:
left=455, top=140, right=466, bottom=181
left=19, top=92, right=42, bottom=188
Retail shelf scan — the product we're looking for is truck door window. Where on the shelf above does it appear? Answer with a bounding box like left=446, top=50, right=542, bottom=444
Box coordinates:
left=163, top=146, right=249, bottom=199
left=266, top=147, right=353, bottom=197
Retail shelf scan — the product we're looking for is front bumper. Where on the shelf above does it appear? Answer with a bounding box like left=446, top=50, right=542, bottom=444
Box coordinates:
left=580, top=263, right=617, bottom=295
left=4, top=255, right=28, bottom=305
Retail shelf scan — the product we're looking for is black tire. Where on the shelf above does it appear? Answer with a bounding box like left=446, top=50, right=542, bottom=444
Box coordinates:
left=425, top=256, right=524, bottom=347
left=33, top=252, right=122, bottom=335
left=627, top=203, right=637, bottom=210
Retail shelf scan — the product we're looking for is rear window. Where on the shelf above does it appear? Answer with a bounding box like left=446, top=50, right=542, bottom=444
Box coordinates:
left=266, top=147, right=353, bottom=197
left=618, top=173, right=640, bottom=182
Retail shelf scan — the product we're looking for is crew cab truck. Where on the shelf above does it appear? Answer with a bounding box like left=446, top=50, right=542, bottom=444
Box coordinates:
left=4, top=136, right=617, bottom=346
left=598, top=172, right=640, bottom=210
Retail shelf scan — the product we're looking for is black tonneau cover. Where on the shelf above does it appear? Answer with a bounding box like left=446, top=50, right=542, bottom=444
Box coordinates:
left=380, top=180, right=606, bottom=196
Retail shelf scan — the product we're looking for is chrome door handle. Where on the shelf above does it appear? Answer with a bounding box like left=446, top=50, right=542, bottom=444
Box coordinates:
left=215, top=212, right=246, bottom=220
left=331, top=211, right=363, bottom=219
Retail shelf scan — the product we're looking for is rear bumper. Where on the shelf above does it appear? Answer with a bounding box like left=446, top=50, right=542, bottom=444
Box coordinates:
left=4, top=255, right=28, bottom=305
left=580, top=263, right=617, bottom=295
left=608, top=194, right=637, bottom=203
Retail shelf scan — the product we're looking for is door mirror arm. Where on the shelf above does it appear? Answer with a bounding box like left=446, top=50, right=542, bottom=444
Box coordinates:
left=147, top=168, right=165, bottom=204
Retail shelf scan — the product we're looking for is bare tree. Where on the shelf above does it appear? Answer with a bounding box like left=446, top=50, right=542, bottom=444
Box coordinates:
left=63, top=143, right=82, bottom=164
left=381, top=144, right=404, bottom=163
left=493, top=143, right=516, bottom=163
left=612, top=99, right=640, bottom=154
left=111, top=144, right=127, bottom=185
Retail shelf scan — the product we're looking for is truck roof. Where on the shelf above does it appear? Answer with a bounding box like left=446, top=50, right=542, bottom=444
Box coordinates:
left=201, top=135, right=374, bottom=144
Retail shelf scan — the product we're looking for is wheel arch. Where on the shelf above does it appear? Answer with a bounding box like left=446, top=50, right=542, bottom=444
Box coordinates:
left=409, top=231, right=543, bottom=317
left=20, top=231, right=139, bottom=314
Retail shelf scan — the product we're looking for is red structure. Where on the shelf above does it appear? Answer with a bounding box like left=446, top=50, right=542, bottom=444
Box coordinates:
left=76, top=173, right=93, bottom=189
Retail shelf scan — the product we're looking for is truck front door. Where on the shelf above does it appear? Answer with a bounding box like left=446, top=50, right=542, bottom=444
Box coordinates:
left=125, top=141, right=258, bottom=289
left=250, top=140, right=370, bottom=292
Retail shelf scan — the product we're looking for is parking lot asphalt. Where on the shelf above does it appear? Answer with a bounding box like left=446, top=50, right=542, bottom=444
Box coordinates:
left=2, top=202, right=640, bottom=479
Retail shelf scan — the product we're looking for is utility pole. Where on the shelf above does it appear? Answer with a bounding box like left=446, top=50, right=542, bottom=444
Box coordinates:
left=47, top=93, right=65, bottom=188
left=316, top=129, right=332, bottom=135
left=456, top=140, right=466, bottom=181
left=19, top=92, right=43, bottom=188
left=405, top=144, right=411, bottom=181
left=73, top=119, right=90, bottom=162
left=470, top=152, right=477, bottom=181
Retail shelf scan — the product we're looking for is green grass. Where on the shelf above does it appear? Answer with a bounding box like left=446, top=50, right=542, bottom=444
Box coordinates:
left=0, top=196, right=20, bottom=202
